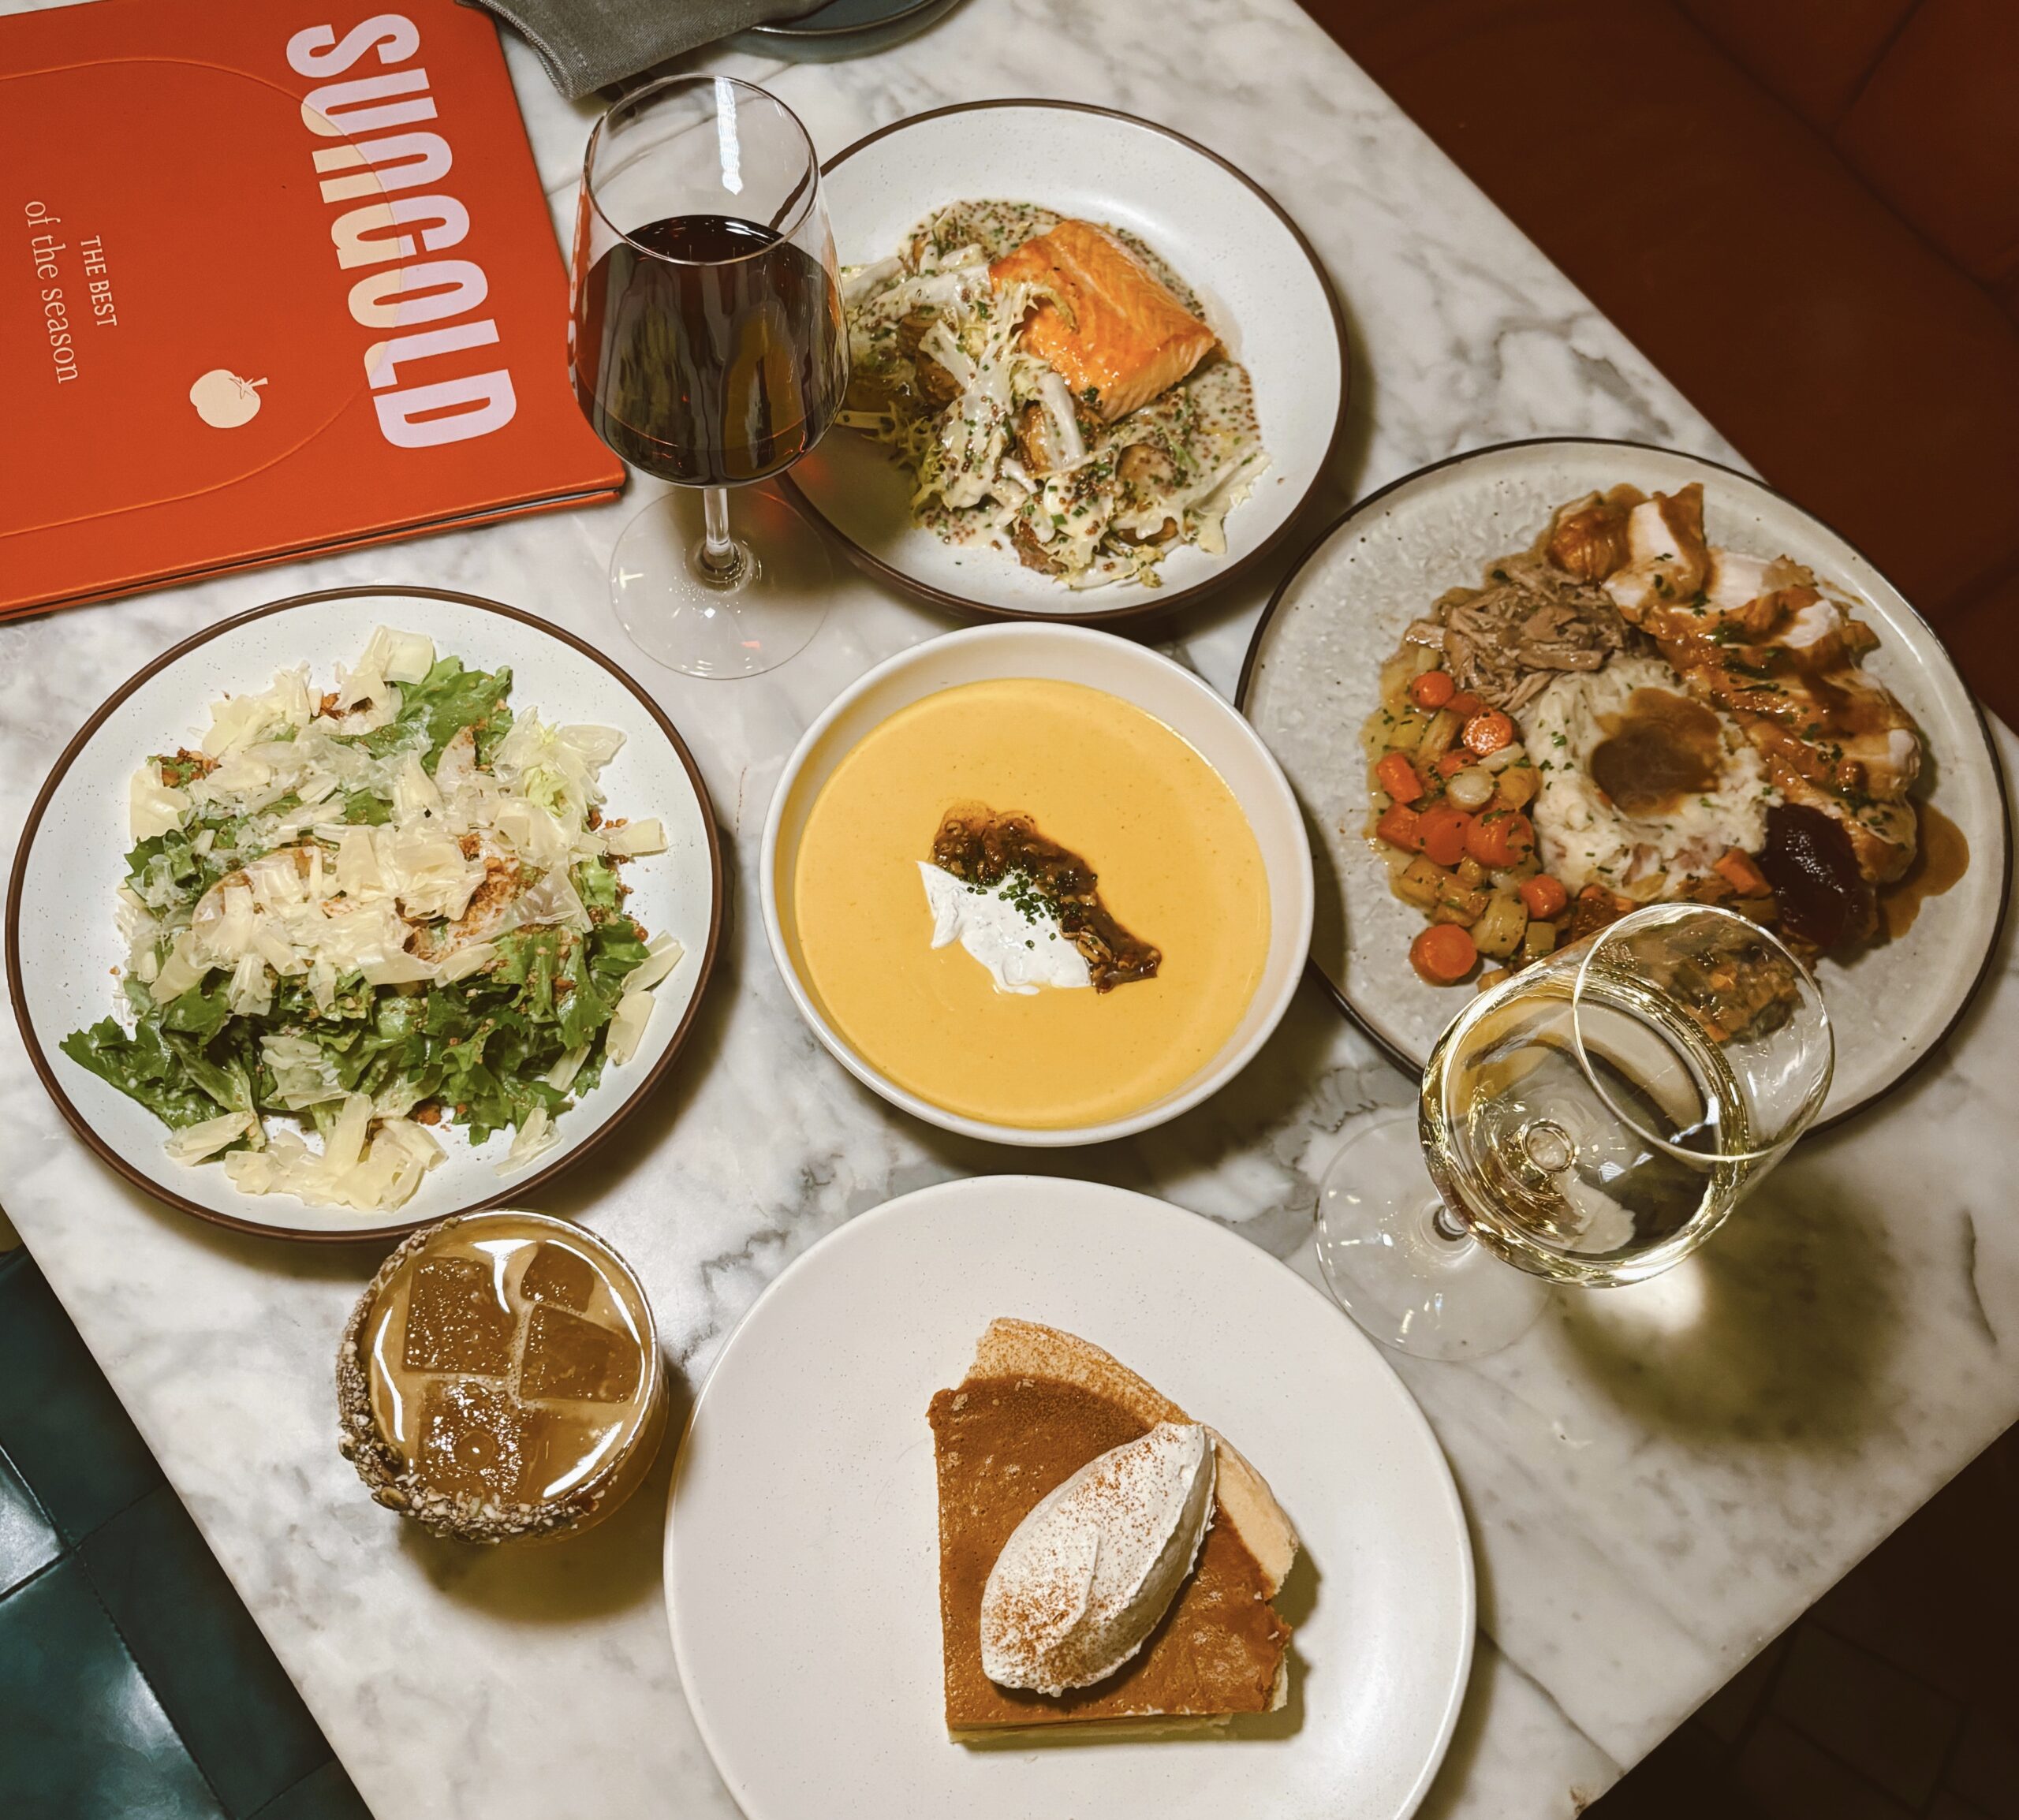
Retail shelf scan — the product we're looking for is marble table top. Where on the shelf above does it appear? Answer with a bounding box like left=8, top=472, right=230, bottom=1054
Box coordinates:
left=4, top=0, right=2017, bottom=1815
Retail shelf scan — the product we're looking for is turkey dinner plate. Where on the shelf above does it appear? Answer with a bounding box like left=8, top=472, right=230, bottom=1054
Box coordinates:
left=1238, top=439, right=2010, bottom=1128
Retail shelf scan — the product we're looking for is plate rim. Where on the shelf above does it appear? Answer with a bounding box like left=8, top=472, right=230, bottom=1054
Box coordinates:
left=5, top=584, right=727, bottom=1245
left=1234, top=434, right=2015, bottom=1135
left=780, top=97, right=1352, bottom=628
left=744, top=0, right=956, bottom=39
left=662, top=1173, right=1478, bottom=1820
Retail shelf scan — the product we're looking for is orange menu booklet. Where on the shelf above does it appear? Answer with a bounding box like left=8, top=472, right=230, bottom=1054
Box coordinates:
left=0, top=0, right=623, bottom=615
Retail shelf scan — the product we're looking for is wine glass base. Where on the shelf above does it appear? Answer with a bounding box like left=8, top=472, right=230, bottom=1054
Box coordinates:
left=1316, top=1113, right=1550, bottom=1361
left=610, top=487, right=833, bottom=679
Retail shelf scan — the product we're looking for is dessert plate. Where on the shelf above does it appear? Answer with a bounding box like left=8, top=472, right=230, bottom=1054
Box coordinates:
left=7, top=587, right=724, bottom=1242
left=665, top=1177, right=1473, bottom=1820
left=783, top=100, right=1348, bottom=625
left=1239, top=438, right=2012, bottom=1131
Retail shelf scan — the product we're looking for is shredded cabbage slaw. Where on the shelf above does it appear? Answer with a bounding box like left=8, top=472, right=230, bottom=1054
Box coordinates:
left=840, top=203, right=1271, bottom=589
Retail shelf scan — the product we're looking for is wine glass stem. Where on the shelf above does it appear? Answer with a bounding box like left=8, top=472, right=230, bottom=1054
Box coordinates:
left=697, top=486, right=745, bottom=584
left=1430, top=1201, right=1471, bottom=1244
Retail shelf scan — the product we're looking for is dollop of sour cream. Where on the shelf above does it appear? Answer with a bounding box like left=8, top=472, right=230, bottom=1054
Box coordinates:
left=918, top=862, right=1089, bottom=994
left=980, top=1422, right=1218, bottom=1695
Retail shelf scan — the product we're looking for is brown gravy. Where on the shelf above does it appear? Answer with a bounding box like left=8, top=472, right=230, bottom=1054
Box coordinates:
left=1591, top=688, right=1727, bottom=816
left=1879, top=800, right=1970, bottom=941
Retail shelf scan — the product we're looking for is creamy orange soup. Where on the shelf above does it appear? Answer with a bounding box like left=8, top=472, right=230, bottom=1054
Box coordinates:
left=786, top=678, right=1269, bottom=1128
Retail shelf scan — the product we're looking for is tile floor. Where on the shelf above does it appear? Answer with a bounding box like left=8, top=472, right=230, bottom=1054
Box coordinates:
left=1591, top=1420, right=2019, bottom=1819
left=0, top=1239, right=371, bottom=1820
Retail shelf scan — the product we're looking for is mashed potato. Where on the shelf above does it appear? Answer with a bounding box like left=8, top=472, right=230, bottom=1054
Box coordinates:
left=1528, top=655, right=1775, bottom=898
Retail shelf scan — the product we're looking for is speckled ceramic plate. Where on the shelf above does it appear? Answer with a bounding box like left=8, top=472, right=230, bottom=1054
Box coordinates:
left=782, top=100, right=1347, bottom=625
left=728, top=0, right=964, bottom=59
left=1239, top=439, right=2012, bottom=1129
left=665, top=1176, right=1472, bottom=1820
left=7, top=587, right=724, bottom=1242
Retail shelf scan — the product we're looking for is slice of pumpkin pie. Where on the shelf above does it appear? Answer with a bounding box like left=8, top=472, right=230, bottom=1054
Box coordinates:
left=926, top=1317, right=1299, bottom=1736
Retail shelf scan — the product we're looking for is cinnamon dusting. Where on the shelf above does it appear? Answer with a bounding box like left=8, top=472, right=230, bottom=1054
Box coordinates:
left=927, top=1373, right=1288, bottom=1729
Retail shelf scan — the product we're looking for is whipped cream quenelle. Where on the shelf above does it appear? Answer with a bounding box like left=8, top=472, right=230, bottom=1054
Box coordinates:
left=979, top=1420, right=1217, bottom=1695
left=918, top=861, right=1091, bottom=995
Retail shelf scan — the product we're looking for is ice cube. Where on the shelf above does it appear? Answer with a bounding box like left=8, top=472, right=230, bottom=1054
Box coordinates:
left=414, top=1379, right=533, bottom=1503
left=518, top=1241, right=597, bottom=1314
left=518, top=1304, right=641, bottom=1404
left=403, top=1255, right=515, bottom=1375
left=519, top=1412, right=623, bottom=1502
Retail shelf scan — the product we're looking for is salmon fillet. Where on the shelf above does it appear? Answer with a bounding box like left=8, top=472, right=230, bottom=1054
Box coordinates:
left=990, top=219, right=1217, bottom=423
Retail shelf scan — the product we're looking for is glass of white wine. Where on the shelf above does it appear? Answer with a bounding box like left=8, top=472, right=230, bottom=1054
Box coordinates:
left=1317, top=903, right=1833, bottom=1359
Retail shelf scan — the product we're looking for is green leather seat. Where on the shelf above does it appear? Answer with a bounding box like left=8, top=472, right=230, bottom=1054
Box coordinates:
left=0, top=1245, right=369, bottom=1820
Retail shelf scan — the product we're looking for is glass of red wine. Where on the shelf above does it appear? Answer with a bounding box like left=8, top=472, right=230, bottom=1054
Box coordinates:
left=570, top=76, right=848, bottom=678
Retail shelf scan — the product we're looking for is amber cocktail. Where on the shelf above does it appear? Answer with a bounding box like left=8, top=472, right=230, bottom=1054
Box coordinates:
left=338, top=1210, right=665, bottom=1542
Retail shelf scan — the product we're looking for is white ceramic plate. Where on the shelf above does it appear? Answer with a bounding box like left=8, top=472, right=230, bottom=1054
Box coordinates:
left=665, top=1176, right=1473, bottom=1820
left=7, top=587, right=725, bottom=1241
left=784, top=100, right=1347, bottom=624
left=761, top=622, right=1316, bottom=1145
left=1239, top=440, right=2013, bottom=1128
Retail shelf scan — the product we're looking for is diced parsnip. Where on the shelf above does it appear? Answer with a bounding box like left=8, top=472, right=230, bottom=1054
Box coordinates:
left=1396, top=856, right=1446, bottom=908
left=1383, top=710, right=1431, bottom=755
left=1416, top=708, right=1462, bottom=766
left=1379, top=646, right=1441, bottom=715
left=1472, top=890, right=1529, bottom=959
left=1434, top=878, right=1489, bottom=926
left=1495, top=763, right=1539, bottom=810
left=1521, top=918, right=1559, bottom=961
left=1477, top=968, right=1512, bottom=994
left=1454, top=856, right=1487, bottom=889
left=1491, top=857, right=1541, bottom=889
left=1379, top=661, right=1412, bottom=718
left=1379, top=655, right=1419, bottom=716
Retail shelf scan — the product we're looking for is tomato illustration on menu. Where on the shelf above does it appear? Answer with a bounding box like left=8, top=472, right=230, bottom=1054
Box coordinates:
left=189, top=371, right=269, bottom=429
left=0, top=0, right=621, bottom=617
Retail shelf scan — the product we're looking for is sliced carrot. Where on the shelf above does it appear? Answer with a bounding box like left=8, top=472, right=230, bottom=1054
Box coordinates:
left=1409, top=669, right=1455, bottom=710
left=1446, top=690, right=1485, bottom=721
left=1465, top=810, right=1536, bottom=870
left=1410, top=923, right=1478, bottom=985
left=1435, top=750, right=1471, bottom=778
left=1375, top=804, right=1423, bottom=852
left=1714, top=848, right=1770, bottom=897
left=1463, top=710, right=1516, bottom=756
left=1375, top=751, right=1425, bottom=804
left=1416, top=805, right=1473, bottom=867
left=1517, top=874, right=1569, bottom=919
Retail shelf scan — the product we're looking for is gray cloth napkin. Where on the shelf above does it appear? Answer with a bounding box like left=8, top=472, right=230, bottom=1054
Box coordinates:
left=472, top=0, right=823, bottom=99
